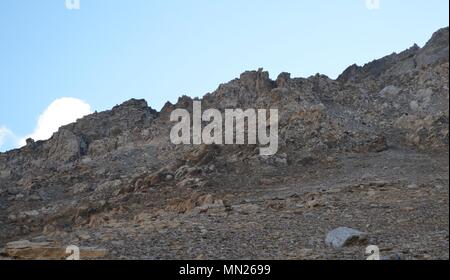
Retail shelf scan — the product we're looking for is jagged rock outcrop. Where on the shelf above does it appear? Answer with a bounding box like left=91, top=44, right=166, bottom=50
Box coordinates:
left=338, top=27, right=449, bottom=83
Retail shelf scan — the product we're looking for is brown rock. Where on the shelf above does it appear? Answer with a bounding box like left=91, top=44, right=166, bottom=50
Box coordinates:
left=4, top=240, right=107, bottom=260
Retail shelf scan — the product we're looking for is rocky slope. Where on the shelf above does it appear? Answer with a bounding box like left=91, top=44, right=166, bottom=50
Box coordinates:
left=0, top=27, right=448, bottom=260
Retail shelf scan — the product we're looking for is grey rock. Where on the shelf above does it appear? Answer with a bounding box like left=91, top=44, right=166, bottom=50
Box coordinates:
left=0, top=169, right=11, bottom=179
left=72, top=183, right=91, bottom=195
left=325, top=227, right=368, bottom=249
left=7, top=187, right=20, bottom=195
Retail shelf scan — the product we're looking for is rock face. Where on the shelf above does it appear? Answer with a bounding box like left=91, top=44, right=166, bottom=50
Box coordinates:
left=0, top=27, right=448, bottom=260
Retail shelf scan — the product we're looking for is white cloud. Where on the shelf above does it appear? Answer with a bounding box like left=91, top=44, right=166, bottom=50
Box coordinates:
left=19, top=97, right=92, bottom=147
left=0, top=126, right=14, bottom=147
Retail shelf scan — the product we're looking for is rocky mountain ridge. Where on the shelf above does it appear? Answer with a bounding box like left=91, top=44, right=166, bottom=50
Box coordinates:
left=0, top=27, right=448, bottom=260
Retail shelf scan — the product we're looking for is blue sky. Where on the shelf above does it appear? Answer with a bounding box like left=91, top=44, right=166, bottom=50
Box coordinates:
left=0, top=0, right=448, bottom=152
